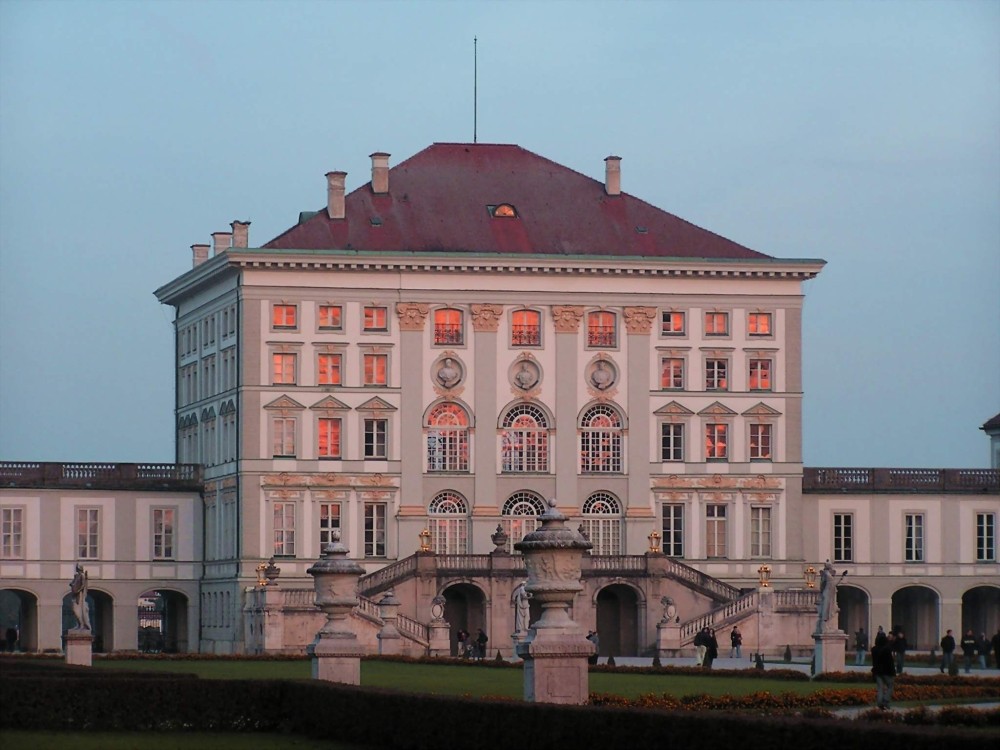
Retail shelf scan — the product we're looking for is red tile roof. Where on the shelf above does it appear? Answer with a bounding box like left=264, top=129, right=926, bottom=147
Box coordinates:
left=263, top=143, right=772, bottom=259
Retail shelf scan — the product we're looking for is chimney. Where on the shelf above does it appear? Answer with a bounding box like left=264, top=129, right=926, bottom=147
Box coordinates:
left=604, top=155, right=621, bottom=196
left=212, top=231, right=232, bottom=256
left=326, top=171, right=347, bottom=220
left=191, top=244, right=210, bottom=268
left=231, top=220, right=251, bottom=248
left=370, top=152, right=390, bottom=194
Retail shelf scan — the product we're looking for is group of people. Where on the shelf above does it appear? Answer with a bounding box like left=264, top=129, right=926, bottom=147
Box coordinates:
left=692, top=625, right=743, bottom=667
left=855, top=625, right=909, bottom=672
left=940, top=628, right=999, bottom=673
left=455, top=628, right=489, bottom=659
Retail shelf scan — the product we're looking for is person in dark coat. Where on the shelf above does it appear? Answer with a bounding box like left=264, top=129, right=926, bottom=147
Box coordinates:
left=891, top=628, right=907, bottom=674
left=871, top=631, right=896, bottom=710
left=961, top=629, right=977, bottom=673
left=940, top=629, right=956, bottom=673
left=977, top=633, right=989, bottom=669
left=475, top=628, right=488, bottom=660
left=854, top=628, right=868, bottom=666
left=992, top=629, right=1000, bottom=669
left=702, top=628, right=719, bottom=669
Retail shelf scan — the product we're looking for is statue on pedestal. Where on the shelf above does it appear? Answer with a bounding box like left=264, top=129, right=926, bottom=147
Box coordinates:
left=512, top=580, right=531, bottom=634
left=69, top=563, right=91, bottom=631
left=816, top=560, right=846, bottom=632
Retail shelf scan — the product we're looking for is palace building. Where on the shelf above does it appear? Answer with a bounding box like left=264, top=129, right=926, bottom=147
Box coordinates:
left=1, top=144, right=997, bottom=655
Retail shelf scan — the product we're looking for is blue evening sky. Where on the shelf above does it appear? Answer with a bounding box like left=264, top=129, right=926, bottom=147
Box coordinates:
left=1, top=0, right=997, bottom=467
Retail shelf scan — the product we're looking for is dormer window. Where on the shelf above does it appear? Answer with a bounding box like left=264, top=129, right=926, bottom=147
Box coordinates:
left=489, top=204, right=517, bottom=218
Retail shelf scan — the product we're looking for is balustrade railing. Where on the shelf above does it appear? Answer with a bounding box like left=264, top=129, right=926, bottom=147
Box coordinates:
left=663, top=558, right=742, bottom=601
left=358, top=556, right=417, bottom=595
left=679, top=591, right=757, bottom=641
left=804, top=467, right=999, bottom=493
left=0, top=461, right=201, bottom=489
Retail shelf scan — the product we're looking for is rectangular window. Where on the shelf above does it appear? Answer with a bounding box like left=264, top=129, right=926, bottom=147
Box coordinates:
left=364, top=418, right=388, bottom=459
left=706, top=504, right=727, bottom=558
left=317, top=417, right=342, bottom=458
left=364, top=503, right=387, bottom=557
left=318, top=353, right=343, bottom=385
left=833, top=513, right=853, bottom=562
left=704, top=311, right=729, bottom=336
left=751, top=506, right=772, bottom=557
left=272, top=416, right=296, bottom=457
left=364, top=353, right=388, bottom=385
left=660, top=423, right=684, bottom=462
left=273, top=502, right=295, bottom=556
left=661, top=357, right=684, bottom=390
left=152, top=508, right=175, bottom=560
left=511, top=309, right=541, bottom=346
left=363, top=306, right=388, bottom=332
left=272, top=353, right=297, bottom=384
left=749, top=424, right=772, bottom=460
left=433, top=309, right=464, bottom=345
left=318, top=304, right=343, bottom=330
left=705, top=423, right=728, bottom=460
left=77, top=508, right=99, bottom=559
left=1, top=507, right=23, bottom=559
left=976, top=512, right=996, bottom=562
left=661, top=310, right=686, bottom=336
left=662, top=504, right=684, bottom=557
left=748, top=312, right=772, bottom=336
left=904, top=513, right=924, bottom=562
left=587, top=311, right=617, bottom=347
left=319, top=503, right=341, bottom=548
left=272, top=304, right=297, bottom=329
left=749, top=359, right=772, bottom=391
left=706, top=359, right=728, bottom=390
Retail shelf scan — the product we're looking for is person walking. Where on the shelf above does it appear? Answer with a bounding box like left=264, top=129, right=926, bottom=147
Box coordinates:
left=694, top=627, right=709, bottom=666
left=977, top=632, right=989, bottom=670
left=992, top=628, right=1000, bottom=669
left=586, top=630, right=599, bottom=665
left=891, top=628, right=907, bottom=674
left=703, top=628, right=719, bottom=669
left=729, top=626, right=742, bottom=659
left=940, top=629, right=956, bottom=673
left=854, top=627, right=868, bottom=666
left=475, top=628, right=488, bottom=660
left=871, top=631, right=896, bottom=710
left=961, top=629, right=977, bottom=673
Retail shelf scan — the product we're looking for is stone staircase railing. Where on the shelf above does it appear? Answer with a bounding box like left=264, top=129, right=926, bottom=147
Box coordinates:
left=358, top=555, right=418, bottom=596
left=679, top=590, right=758, bottom=642
left=663, top=558, right=743, bottom=602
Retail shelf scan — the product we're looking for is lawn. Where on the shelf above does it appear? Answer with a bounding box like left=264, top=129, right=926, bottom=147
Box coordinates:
left=0, top=730, right=365, bottom=750
left=90, top=657, right=869, bottom=699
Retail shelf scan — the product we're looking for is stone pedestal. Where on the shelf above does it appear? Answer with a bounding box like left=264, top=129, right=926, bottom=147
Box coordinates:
left=65, top=629, right=93, bottom=667
left=656, top=621, right=682, bottom=657
left=261, top=586, right=286, bottom=653
left=428, top=620, right=452, bottom=657
left=376, top=591, right=404, bottom=656
left=813, top=630, right=848, bottom=675
left=514, top=497, right=593, bottom=705
left=306, top=531, right=365, bottom=685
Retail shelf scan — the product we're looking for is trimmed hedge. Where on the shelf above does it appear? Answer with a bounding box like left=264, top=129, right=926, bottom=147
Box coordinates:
left=2, top=666, right=994, bottom=749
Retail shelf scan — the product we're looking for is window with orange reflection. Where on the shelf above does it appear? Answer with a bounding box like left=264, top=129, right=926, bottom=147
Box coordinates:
left=661, top=357, right=684, bottom=389
left=318, top=353, right=342, bottom=385
left=748, top=312, right=772, bottom=336
left=706, top=359, right=728, bottom=391
left=492, top=204, right=517, bottom=218
left=749, top=423, right=772, bottom=460
left=364, top=353, right=387, bottom=385
left=272, top=304, right=297, bottom=329
left=317, top=417, right=342, bottom=458
left=511, top=309, right=541, bottom=346
left=749, top=359, right=772, bottom=391
left=704, top=311, right=729, bottom=336
left=434, top=308, right=464, bottom=345
left=705, top=423, right=728, bottom=460
left=587, top=311, right=617, bottom=347
left=272, top=353, right=296, bottom=384
left=319, top=305, right=343, bottom=330
left=661, top=310, right=686, bottom=336
left=363, top=306, right=388, bottom=332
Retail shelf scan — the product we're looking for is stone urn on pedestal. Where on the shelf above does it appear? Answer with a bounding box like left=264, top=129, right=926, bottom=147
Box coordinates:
left=514, top=497, right=593, bottom=704
left=306, top=530, right=366, bottom=684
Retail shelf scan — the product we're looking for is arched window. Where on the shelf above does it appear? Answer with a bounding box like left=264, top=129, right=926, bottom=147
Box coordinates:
left=580, top=404, right=623, bottom=473
left=501, top=491, right=545, bottom=552
left=511, top=309, right=541, bottom=346
left=582, top=492, right=622, bottom=555
left=501, top=404, right=549, bottom=472
left=434, top=308, right=464, bottom=345
left=429, top=492, right=469, bottom=554
left=426, top=403, right=470, bottom=472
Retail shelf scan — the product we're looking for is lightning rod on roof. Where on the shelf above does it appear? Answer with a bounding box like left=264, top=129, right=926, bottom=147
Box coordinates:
left=473, top=36, right=478, bottom=143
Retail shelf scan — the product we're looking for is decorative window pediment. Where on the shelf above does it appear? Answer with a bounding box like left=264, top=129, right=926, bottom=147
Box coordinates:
left=742, top=402, right=782, bottom=417
left=698, top=401, right=737, bottom=417
left=220, top=400, right=236, bottom=415
left=310, top=395, right=350, bottom=411
left=264, top=395, right=306, bottom=411
left=653, top=401, right=695, bottom=417
left=201, top=406, right=217, bottom=421
left=357, top=396, right=397, bottom=412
